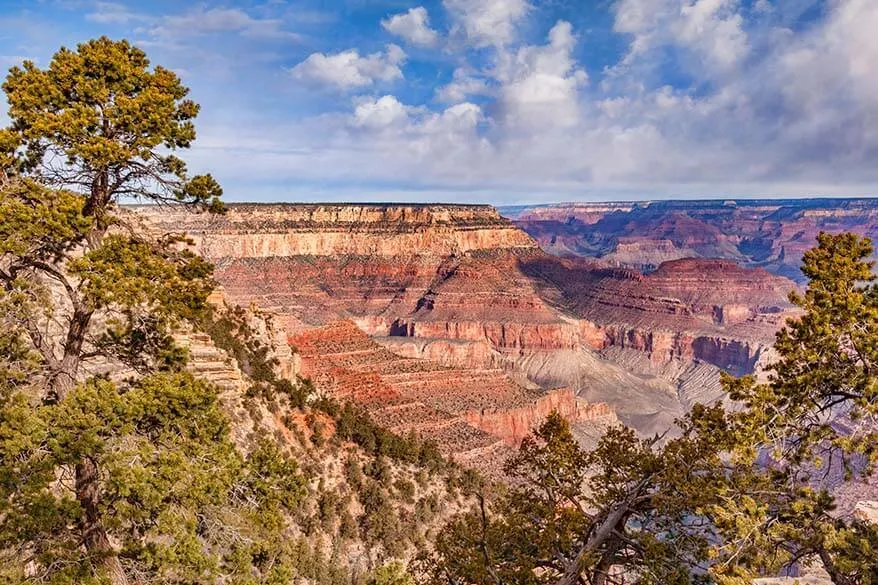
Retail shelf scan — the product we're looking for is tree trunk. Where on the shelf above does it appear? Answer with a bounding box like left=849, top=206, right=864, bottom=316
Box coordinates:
left=76, top=457, right=129, bottom=585
left=45, top=306, right=92, bottom=401
left=817, top=548, right=855, bottom=585
left=591, top=538, right=622, bottom=585
left=554, top=504, right=631, bottom=585
left=49, top=308, right=127, bottom=583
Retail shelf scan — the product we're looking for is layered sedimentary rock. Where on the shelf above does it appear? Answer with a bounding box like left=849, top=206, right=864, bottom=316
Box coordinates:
left=516, top=255, right=796, bottom=373
left=141, top=203, right=535, bottom=258
left=504, top=198, right=878, bottom=283
left=134, top=203, right=799, bottom=437
left=289, top=320, right=610, bottom=459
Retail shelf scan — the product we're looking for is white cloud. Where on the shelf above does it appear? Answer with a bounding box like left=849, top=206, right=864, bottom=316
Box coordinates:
left=753, top=0, right=773, bottom=14
left=613, top=0, right=749, bottom=73
left=381, top=7, right=439, bottom=47
left=86, top=2, right=142, bottom=25
left=152, top=7, right=298, bottom=40
left=179, top=0, right=878, bottom=200
left=495, top=21, right=588, bottom=129
left=291, top=44, right=406, bottom=90
left=351, top=95, right=483, bottom=136
left=436, top=68, right=491, bottom=103
left=678, top=0, right=748, bottom=70
left=443, top=0, right=530, bottom=47
left=353, top=95, right=413, bottom=129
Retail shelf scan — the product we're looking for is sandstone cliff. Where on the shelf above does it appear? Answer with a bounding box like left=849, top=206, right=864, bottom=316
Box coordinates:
left=289, top=320, right=612, bottom=458
left=139, top=203, right=537, bottom=258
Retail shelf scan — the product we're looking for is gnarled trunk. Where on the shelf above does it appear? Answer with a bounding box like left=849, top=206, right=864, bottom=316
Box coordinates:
left=76, top=457, right=128, bottom=585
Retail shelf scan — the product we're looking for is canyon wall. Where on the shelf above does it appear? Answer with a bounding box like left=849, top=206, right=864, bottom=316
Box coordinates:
left=134, top=203, right=800, bottom=437
left=139, top=203, right=537, bottom=258
left=289, top=320, right=611, bottom=461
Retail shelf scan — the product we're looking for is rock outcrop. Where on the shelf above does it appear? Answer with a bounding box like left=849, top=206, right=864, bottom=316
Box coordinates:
left=140, top=203, right=536, bottom=258
left=289, top=320, right=612, bottom=462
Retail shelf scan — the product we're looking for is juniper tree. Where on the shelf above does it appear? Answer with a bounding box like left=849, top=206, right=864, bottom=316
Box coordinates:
left=426, top=408, right=734, bottom=585
left=1, top=35, right=222, bottom=399
left=0, top=37, right=231, bottom=584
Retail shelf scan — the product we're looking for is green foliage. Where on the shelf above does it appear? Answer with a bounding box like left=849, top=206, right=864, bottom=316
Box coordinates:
left=731, top=231, right=878, bottom=464
left=0, top=36, right=225, bottom=398
left=197, top=304, right=312, bottom=407
left=2, top=36, right=222, bottom=211
left=711, top=232, right=878, bottom=585
left=428, top=410, right=732, bottom=585
left=366, top=561, right=414, bottom=585
left=331, top=400, right=445, bottom=470
left=0, top=372, right=241, bottom=583
left=0, top=37, right=332, bottom=585
left=0, top=179, right=90, bottom=260
left=242, top=439, right=307, bottom=521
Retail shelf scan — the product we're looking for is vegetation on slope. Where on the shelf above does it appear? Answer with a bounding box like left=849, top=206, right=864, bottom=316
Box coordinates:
left=0, top=37, right=471, bottom=585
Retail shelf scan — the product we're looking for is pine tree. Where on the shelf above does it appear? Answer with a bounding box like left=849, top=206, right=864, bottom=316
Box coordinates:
left=427, top=408, right=734, bottom=585
left=713, top=232, right=878, bottom=585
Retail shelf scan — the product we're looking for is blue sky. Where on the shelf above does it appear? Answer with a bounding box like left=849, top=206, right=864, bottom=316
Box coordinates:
left=1, top=0, right=877, bottom=203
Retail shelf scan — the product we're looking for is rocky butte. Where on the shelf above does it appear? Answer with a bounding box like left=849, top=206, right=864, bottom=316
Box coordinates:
left=135, top=203, right=800, bottom=440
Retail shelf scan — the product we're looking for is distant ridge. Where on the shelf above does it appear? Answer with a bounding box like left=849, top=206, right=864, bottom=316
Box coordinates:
left=505, top=198, right=878, bottom=284
left=499, top=197, right=878, bottom=219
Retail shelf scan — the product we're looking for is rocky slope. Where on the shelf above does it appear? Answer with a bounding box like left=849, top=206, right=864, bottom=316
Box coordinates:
left=290, top=320, right=612, bottom=466
left=170, top=302, right=484, bottom=580
left=504, top=198, right=878, bottom=283
left=134, top=203, right=799, bottom=437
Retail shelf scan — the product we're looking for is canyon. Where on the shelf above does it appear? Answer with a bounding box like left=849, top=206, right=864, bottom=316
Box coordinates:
left=136, top=203, right=800, bottom=453
left=503, top=198, right=878, bottom=283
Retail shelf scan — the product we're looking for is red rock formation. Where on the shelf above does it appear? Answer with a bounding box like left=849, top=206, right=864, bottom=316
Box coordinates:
left=507, top=199, right=878, bottom=283
left=289, top=320, right=609, bottom=454
left=140, top=203, right=536, bottom=258
left=463, top=392, right=613, bottom=445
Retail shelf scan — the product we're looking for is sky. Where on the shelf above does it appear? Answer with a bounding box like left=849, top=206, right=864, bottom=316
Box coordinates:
left=0, top=0, right=877, bottom=204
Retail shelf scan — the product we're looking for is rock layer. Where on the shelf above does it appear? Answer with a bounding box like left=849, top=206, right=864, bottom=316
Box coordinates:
left=289, top=320, right=610, bottom=458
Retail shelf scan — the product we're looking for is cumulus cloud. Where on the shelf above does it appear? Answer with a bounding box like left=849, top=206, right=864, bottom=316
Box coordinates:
left=443, top=0, right=530, bottom=47
left=352, top=95, right=413, bottom=129
left=614, top=0, right=749, bottom=73
left=351, top=95, right=483, bottom=136
left=291, top=44, right=406, bottom=90
left=86, top=2, right=142, bottom=25
left=436, top=68, right=491, bottom=103
left=495, top=20, right=588, bottom=129
left=381, top=7, right=439, bottom=47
